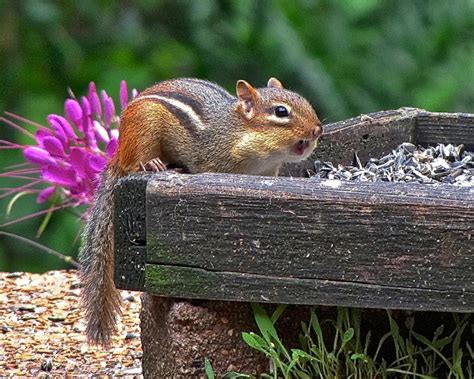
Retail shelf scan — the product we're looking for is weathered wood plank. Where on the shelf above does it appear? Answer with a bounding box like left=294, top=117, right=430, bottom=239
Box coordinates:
left=114, top=109, right=474, bottom=311
left=145, top=172, right=473, bottom=310
left=145, top=265, right=474, bottom=312
left=416, top=111, right=474, bottom=149
left=311, top=108, right=418, bottom=166
left=113, top=173, right=151, bottom=291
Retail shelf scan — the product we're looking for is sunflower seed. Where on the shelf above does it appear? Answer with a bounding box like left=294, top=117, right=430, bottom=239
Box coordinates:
left=311, top=143, right=473, bottom=186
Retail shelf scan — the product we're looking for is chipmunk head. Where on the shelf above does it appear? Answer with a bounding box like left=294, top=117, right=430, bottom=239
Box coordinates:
left=235, top=78, right=323, bottom=164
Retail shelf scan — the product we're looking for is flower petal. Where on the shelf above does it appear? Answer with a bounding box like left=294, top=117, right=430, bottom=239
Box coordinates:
left=86, top=127, right=98, bottom=150
left=46, top=115, right=68, bottom=146
left=70, top=182, right=87, bottom=195
left=35, top=128, right=53, bottom=148
left=88, top=154, right=107, bottom=173
left=69, top=147, right=87, bottom=177
left=120, top=80, right=128, bottom=110
left=102, top=91, right=116, bottom=127
left=94, top=121, right=110, bottom=143
left=37, top=186, right=56, bottom=204
left=64, top=99, right=83, bottom=127
left=43, top=136, right=65, bottom=157
left=88, top=82, right=102, bottom=116
left=110, top=129, right=119, bottom=140
left=70, top=148, right=103, bottom=179
left=81, top=97, right=92, bottom=136
left=24, top=147, right=56, bottom=166
left=47, top=115, right=77, bottom=140
left=81, top=96, right=91, bottom=117
left=41, top=164, right=77, bottom=186
left=106, top=137, right=118, bottom=157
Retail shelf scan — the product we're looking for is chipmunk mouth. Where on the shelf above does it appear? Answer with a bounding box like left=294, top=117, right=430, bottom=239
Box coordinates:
left=293, top=139, right=312, bottom=156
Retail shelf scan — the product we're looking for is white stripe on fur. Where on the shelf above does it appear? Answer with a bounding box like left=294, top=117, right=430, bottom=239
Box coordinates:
left=136, top=95, right=205, bottom=130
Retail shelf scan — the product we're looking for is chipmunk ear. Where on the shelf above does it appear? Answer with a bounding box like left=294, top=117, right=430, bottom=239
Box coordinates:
left=267, top=77, right=283, bottom=89
left=236, top=80, right=260, bottom=120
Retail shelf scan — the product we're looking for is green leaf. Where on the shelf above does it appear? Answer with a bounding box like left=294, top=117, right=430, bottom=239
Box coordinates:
left=434, top=324, right=445, bottom=337
left=270, top=304, right=288, bottom=324
left=452, top=348, right=464, bottom=374
left=343, top=328, right=354, bottom=342
left=291, top=349, right=314, bottom=360
left=452, top=318, right=468, bottom=359
left=223, top=372, right=252, bottom=379
left=241, top=332, right=268, bottom=354
left=466, top=341, right=473, bottom=358
left=204, top=358, right=214, bottom=379
left=412, top=331, right=453, bottom=370
left=251, top=303, right=279, bottom=343
left=386, top=368, right=436, bottom=379
left=295, top=370, right=312, bottom=379
left=350, top=353, right=365, bottom=361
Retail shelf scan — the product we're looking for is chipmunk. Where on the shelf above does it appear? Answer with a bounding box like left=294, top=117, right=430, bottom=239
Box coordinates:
left=80, top=77, right=323, bottom=346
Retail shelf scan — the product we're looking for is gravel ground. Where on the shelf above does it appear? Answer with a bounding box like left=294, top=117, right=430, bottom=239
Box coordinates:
left=0, top=270, right=142, bottom=377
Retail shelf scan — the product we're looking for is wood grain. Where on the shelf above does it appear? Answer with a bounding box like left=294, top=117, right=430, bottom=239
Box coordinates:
left=145, top=172, right=473, bottom=311
left=416, top=111, right=474, bottom=149
left=113, top=173, right=151, bottom=291
left=113, top=109, right=474, bottom=311
left=312, top=108, right=418, bottom=166
left=145, top=264, right=474, bottom=312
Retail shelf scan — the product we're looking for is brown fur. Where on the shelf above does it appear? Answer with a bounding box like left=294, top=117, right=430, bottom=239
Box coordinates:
left=79, top=165, right=122, bottom=346
left=80, top=78, right=322, bottom=346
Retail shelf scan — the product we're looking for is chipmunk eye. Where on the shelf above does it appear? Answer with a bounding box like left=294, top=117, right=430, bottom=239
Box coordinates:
left=274, top=106, right=289, bottom=118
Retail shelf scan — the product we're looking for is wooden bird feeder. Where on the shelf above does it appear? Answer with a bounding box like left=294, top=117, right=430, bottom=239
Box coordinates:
left=114, top=107, right=473, bottom=312
left=113, top=107, right=473, bottom=376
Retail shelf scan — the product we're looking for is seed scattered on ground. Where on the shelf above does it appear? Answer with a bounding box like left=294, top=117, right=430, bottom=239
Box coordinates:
left=0, top=270, right=142, bottom=377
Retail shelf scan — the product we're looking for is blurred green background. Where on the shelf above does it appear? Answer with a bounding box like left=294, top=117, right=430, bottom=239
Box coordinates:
left=1, top=0, right=473, bottom=272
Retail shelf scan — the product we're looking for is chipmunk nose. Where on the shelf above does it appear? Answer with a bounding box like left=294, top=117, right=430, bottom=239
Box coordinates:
left=310, top=124, right=323, bottom=140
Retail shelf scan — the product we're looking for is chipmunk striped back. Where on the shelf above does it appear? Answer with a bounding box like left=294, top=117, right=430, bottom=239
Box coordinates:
left=113, top=78, right=242, bottom=174
left=136, top=78, right=236, bottom=129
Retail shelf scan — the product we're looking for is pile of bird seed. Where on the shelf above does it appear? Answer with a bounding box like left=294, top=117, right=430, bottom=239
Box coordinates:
left=311, top=143, right=473, bottom=186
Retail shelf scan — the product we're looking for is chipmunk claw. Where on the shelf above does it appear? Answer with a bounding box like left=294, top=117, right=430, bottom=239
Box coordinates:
left=140, top=158, right=167, bottom=172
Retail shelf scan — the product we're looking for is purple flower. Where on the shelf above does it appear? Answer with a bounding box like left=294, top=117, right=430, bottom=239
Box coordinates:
left=102, top=91, right=116, bottom=127
left=1, top=80, right=136, bottom=208
left=88, top=154, right=107, bottom=173
left=41, top=165, right=77, bottom=186
left=42, top=136, right=65, bottom=157
left=47, top=115, right=77, bottom=141
left=35, top=128, right=54, bottom=147
left=65, top=99, right=83, bottom=127
left=81, top=96, right=91, bottom=117
left=94, top=121, right=110, bottom=143
left=24, top=147, right=56, bottom=166
left=69, top=147, right=88, bottom=178
left=106, top=138, right=118, bottom=158
left=120, top=80, right=128, bottom=110
left=37, top=186, right=56, bottom=204
left=88, top=82, right=102, bottom=117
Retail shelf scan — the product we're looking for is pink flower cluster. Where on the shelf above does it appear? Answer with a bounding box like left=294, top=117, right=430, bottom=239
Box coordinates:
left=1, top=81, right=136, bottom=206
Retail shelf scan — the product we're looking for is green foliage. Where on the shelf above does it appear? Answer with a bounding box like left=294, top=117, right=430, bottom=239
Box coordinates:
left=204, top=307, right=472, bottom=379
left=205, top=357, right=215, bottom=379
left=1, top=0, right=474, bottom=271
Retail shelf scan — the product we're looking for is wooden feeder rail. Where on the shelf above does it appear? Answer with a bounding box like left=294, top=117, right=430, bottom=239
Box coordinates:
left=114, top=108, right=474, bottom=313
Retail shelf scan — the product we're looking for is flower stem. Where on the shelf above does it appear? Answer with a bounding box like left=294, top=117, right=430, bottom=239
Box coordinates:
left=0, top=231, right=80, bottom=268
